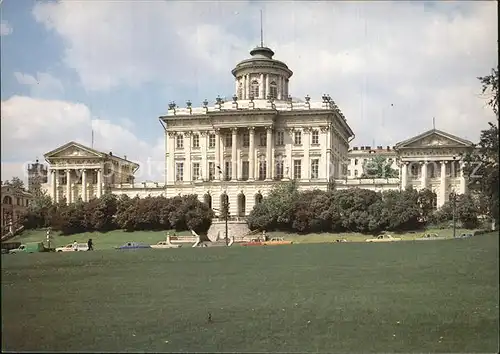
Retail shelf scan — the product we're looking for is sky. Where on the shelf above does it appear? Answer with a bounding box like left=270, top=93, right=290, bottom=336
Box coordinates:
left=1, top=0, right=498, bottom=184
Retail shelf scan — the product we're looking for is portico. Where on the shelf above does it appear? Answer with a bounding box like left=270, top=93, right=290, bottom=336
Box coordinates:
left=395, top=129, right=473, bottom=207
left=43, top=141, right=139, bottom=204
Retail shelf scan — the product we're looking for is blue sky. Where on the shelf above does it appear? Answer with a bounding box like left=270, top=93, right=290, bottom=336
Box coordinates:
left=1, top=0, right=497, bottom=183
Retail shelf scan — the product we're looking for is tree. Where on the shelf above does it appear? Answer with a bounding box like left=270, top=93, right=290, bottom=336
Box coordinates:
left=361, top=156, right=398, bottom=179
left=5, top=177, right=25, bottom=191
left=22, top=189, right=53, bottom=229
left=418, top=188, right=437, bottom=223
left=464, top=66, right=499, bottom=228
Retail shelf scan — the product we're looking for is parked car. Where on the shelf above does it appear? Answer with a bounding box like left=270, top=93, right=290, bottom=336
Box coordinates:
left=242, top=238, right=263, bottom=246
left=151, top=241, right=181, bottom=249
left=455, top=233, right=473, bottom=239
left=115, top=242, right=151, bottom=250
left=416, top=233, right=443, bottom=241
left=365, top=235, right=402, bottom=243
left=9, top=242, right=54, bottom=254
left=56, top=243, right=89, bottom=252
left=262, top=237, right=293, bottom=245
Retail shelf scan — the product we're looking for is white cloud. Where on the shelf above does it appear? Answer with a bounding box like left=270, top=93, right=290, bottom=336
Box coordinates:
left=14, top=72, right=65, bottom=98
left=1, top=96, right=164, bottom=183
left=0, top=20, right=12, bottom=36
left=30, top=1, right=498, bottom=147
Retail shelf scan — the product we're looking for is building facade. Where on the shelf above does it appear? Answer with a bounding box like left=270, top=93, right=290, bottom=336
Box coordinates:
left=42, top=141, right=139, bottom=203
left=38, top=45, right=474, bottom=215
left=1, top=183, right=32, bottom=234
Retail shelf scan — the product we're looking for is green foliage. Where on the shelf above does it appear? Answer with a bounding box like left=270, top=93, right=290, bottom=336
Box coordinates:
left=4, top=177, right=25, bottom=191
left=463, top=66, right=499, bottom=226
left=22, top=193, right=214, bottom=235
left=361, top=156, right=399, bottom=179
left=430, top=193, right=481, bottom=229
left=247, top=183, right=438, bottom=234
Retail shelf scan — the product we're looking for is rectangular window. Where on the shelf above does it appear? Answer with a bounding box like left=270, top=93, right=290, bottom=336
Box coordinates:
left=276, top=160, right=284, bottom=180
left=276, top=131, right=284, bottom=146
left=293, top=160, right=302, bottom=179
left=208, top=162, right=216, bottom=180
left=176, top=135, right=184, bottom=149
left=311, top=159, right=319, bottom=179
left=225, top=134, right=232, bottom=148
left=294, top=131, right=302, bottom=145
left=354, top=158, right=358, bottom=165
left=208, top=134, right=216, bottom=148
left=354, top=170, right=358, bottom=177
left=259, top=133, right=267, bottom=147
left=242, top=133, right=249, bottom=148
left=192, top=134, right=200, bottom=148
left=224, top=161, right=231, bottom=181
left=242, top=161, right=249, bottom=180
left=259, top=160, right=267, bottom=180
left=192, top=162, right=200, bottom=180
left=311, top=130, right=319, bottom=145
left=175, top=162, right=184, bottom=181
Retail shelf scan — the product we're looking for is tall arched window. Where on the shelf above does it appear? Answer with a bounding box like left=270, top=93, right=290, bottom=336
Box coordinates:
left=269, top=81, right=277, bottom=99
left=251, top=80, right=259, bottom=99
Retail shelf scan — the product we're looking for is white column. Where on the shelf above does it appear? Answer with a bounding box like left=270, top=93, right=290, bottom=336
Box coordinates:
left=287, top=129, right=293, bottom=179
left=249, top=127, right=255, bottom=181
left=278, top=76, right=283, bottom=100
left=82, top=169, right=87, bottom=202
left=66, top=169, right=71, bottom=204
left=55, top=170, right=60, bottom=203
left=265, top=74, right=270, bottom=99
left=167, top=132, right=175, bottom=184
left=459, top=161, right=467, bottom=194
left=216, top=129, right=222, bottom=181
left=259, top=73, right=264, bottom=99
left=439, top=161, right=447, bottom=207
left=303, top=128, right=310, bottom=180
left=401, top=162, right=408, bottom=190
left=200, top=131, right=207, bottom=181
left=51, top=170, right=56, bottom=203
left=235, top=79, right=239, bottom=97
left=97, top=168, right=103, bottom=197
left=266, top=127, right=273, bottom=180
left=231, top=128, right=238, bottom=181
left=185, top=132, right=192, bottom=182
left=321, top=127, right=329, bottom=179
left=421, top=162, right=427, bottom=189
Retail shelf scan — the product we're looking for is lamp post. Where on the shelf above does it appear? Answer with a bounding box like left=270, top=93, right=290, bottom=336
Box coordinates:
left=450, top=190, right=457, bottom=238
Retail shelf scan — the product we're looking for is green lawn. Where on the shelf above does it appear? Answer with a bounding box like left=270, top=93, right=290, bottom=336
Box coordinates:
left=1, top=233, right=498, bottom=352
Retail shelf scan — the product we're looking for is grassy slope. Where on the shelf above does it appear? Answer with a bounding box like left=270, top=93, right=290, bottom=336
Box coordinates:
left=8, top=227, right=480, bottom=249
left=1, top=233, right=498, bottom=352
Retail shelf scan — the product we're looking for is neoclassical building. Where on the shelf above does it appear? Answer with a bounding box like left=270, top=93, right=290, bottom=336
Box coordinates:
left=43, top=142, right=139, bottom=203
left=39, top=44, right=474, bottom=215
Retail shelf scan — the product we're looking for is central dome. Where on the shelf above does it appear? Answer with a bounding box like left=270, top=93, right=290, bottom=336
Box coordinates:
left=231, top=46, right=294, bottom=101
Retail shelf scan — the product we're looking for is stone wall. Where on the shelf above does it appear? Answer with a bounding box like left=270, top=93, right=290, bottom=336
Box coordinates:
left=207, top=220, right=251, bottom=242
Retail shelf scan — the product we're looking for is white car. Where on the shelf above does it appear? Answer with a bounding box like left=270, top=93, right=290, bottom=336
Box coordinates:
left=56, top=243, right=89, bottom=252
left=365, top=235, right=402, bottom=243
left=150, top=241, right=181, bottom=249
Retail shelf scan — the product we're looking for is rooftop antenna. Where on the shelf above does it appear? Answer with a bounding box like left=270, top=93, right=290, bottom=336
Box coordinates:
left=432, top=117, right=436, bottom=130
left=260, top=9, right=264, bottom=47
left=91, top=128, right=94, bottom=149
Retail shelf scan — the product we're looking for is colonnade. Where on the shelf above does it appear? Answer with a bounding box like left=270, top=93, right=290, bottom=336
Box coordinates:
left=49, top=168, right=103, bottom=203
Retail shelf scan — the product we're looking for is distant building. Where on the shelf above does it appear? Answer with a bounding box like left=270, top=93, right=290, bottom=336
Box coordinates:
left=27, top=159, right=48, bottom=193
left=1, top=182, right=32, bottom=234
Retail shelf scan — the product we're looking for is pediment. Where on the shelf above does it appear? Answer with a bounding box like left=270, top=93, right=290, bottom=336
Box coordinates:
left=44, top=142, right=103, bottom=159
left=395, top=129, right=473, bottom=149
